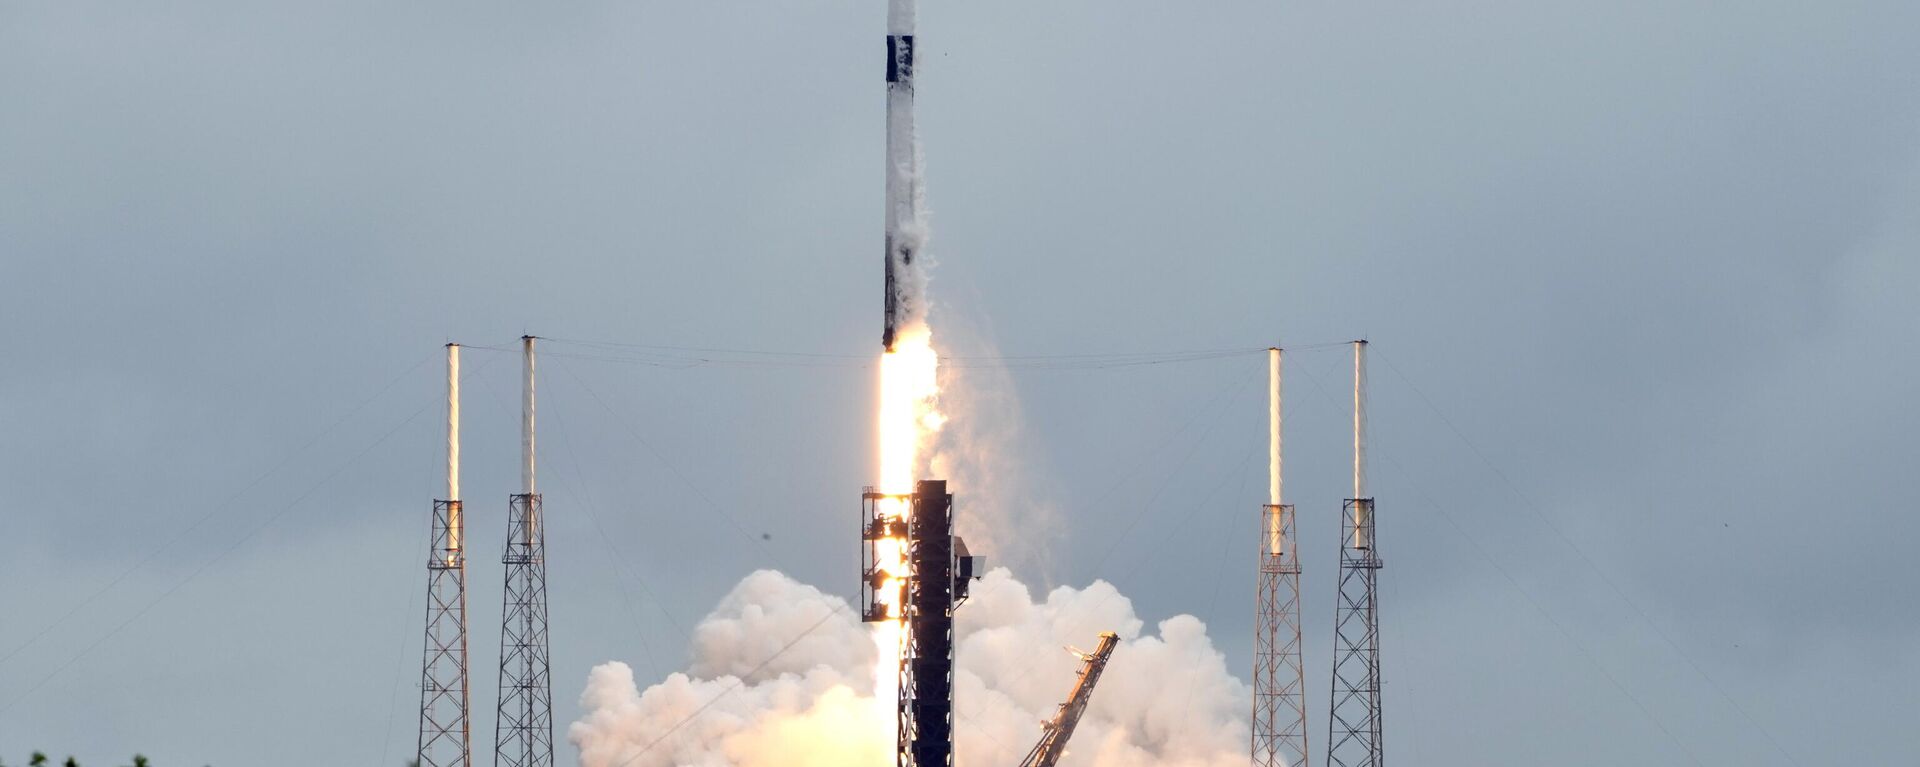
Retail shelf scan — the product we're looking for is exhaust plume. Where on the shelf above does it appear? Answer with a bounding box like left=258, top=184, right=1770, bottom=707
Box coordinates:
left=570, top=569, right=1250, bottom=767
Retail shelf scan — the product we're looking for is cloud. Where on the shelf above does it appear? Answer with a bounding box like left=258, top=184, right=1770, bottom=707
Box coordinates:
left=571, top=568, right=1248, bottom=767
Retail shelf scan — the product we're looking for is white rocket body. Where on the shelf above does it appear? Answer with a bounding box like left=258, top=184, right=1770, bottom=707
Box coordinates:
left=882, top=0, right=921, bottom=351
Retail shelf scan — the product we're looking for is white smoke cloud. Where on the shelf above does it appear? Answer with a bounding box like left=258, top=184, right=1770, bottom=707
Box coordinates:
left=925, top=330, right=1064, bottom=582
left=570, top=568, right=1249, bottom=767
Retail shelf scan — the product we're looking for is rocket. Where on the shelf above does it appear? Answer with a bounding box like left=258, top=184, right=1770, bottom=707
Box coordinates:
left=882, top=0, right=919, bottom=352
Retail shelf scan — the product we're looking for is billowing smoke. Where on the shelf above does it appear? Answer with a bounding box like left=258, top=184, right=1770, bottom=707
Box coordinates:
left=924, top=323, right=1061, bottom=580
left=570, top=568, right=1249, bottom=767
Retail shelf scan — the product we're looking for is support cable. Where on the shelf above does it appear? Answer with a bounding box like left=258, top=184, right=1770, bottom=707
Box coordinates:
left=1289, top=351, right=1705, bottom=767
left=1083, top=365, right=1262, bottom=576
left=542, top=374, right=682, bottom=665
left=549, top=355, right=790, bottom=571
left=475, top=336, right=1359, bottom=373
left=0, top=351, right=501, bottom=715
left=0, top=349, right=437, bottom=670
left=1370, top=349, right=1801, bottom=766
left=468, top=359, right=688, bottom=660
left=381, top=496, right=434, bottom=766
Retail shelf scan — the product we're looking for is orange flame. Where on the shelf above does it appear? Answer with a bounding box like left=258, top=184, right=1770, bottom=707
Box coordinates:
left=873, top=325, right=941, bottom=701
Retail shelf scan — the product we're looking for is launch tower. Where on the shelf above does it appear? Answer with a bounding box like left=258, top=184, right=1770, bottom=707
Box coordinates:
left=862, top=481, right=980, bottom=767
left=494, top=336, right=553, bottom=767
left=418, top=343, right=472, bottom=767
left=1254, top=348, right=1309, bottom=767
left=1327, top=340, right=1383, bottom=767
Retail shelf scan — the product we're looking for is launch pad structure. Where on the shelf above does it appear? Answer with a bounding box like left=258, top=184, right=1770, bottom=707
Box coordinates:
left=1254, top=348, right=1310, bottom=767
left=1019, top=632, right=1121, bottom=767
left=418, top=344, right=472, bottom=767
left=1326, top=341, right=1384, bottom=767
left=415, top=337, right=556, bottom=767
left=1327, top=498, right=1382, bottom=767
left=862, top=480, right=981, bottom=767
left=494, top=336, right=554, bottom=767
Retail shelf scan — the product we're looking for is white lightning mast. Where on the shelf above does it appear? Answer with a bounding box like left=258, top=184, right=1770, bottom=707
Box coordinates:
left=1327, top=339, right=1383, bottom=767
left=418, top=342, right=472, bottom=767
left=1352, top=340, right=1368, bottom=549
left=447, top=343, right=461, bottom=504
left=522, top=336, right=536, bottom=496
left=1254, top=347, right=1308, bottom=767
left=496, top=335, right=555, bottom=766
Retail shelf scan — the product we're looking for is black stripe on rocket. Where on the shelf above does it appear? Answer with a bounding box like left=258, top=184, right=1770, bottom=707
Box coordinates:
left=888, top=35, right=915, bottom=85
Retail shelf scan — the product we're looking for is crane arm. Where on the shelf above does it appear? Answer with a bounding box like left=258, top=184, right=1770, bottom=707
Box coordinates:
left=1017, top=632, right=1120, bottom=767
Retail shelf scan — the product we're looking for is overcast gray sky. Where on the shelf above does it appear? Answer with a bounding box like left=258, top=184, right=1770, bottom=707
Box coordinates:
left=3, top=1, right=1918, bottom=764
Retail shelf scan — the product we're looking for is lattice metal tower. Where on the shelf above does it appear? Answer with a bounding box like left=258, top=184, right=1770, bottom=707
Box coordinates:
left=419, top=343, right=472, bottom=767
left=1255, top=348, right=1309, bottom=767
left=862, top=480, right=980, bottom=767
left=900, top=481, right=954, bottom=767
left=1327, top=340, right=1382, bottom=767
left=1020, top=632, right=1121, bottom=767
left=495, top=336, right=553, bottom=767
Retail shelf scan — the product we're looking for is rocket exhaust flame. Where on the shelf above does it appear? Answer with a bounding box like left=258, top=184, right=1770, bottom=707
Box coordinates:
left=871, top=327, right=941, bottom=708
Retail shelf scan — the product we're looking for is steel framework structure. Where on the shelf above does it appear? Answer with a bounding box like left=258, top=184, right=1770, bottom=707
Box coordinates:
left=494, top=492, right=553, bottom=767
left=419, top=498, right=472, bottom=767
left=900, top=480, right=956, bottom=767
left=1020, top=632, right=1121, bottom=767
left=862, top=480, right=969, bottom=767
left=860, top=490, right=904, bottom=624
left=1255, top=502, right=1309, bottom=767
left=1326, top=498, right=1382, bottom=767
